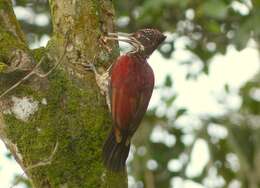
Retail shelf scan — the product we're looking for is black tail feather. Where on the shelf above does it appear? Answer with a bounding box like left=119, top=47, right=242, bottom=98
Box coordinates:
left=102, top=129, right=130, bottom=172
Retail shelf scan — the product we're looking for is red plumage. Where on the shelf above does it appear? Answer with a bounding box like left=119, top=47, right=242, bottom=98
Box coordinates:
left=102, top=29, right=166, bottom=171
left=111, top=55, right=154, bottom=132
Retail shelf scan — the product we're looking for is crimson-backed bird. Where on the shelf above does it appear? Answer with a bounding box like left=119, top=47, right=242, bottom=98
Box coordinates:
left=101, top=29, right=166, bottom=171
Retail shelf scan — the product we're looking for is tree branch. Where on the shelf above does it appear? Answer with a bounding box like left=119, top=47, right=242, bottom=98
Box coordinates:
left=0, top=0, right=34, bottom=73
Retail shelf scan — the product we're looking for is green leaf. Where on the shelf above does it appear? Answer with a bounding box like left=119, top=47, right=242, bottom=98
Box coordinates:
left=165, top=95, right=177, bottom=107
left=175, top=108, right=187, bottom=119
left=233, top=20, right=251, bottom=50
left=201, top=0, right=228, bottom=19
left=206, top=21, right=221, bottom=33
left=0, top=62, right=7, bottom=73
left=5, top=152, right=12, bottom=159
left=224, top=83, right=230, bottom=93
left=203, top=63, right=209, bottom=75
left=164, top=75, right=173, bottom=87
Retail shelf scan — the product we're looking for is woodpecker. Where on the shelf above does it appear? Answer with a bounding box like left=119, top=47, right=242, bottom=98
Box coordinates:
left=88, top=29, right=166, bottom=171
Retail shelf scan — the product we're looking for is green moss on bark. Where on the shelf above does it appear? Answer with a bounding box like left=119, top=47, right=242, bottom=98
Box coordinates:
left=0, top=29, right=28, bottom=63
left=0, top=62, right=7, bottom=72
left=0, top=0, right=26, bottom=43
left=4, top=68, right=111, bottom=187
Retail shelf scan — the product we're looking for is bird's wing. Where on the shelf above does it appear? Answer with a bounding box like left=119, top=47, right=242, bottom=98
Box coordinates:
left=111, top=85, right=139, bottom=131
left=128, top=91, right=151, bottom=135
left=111, top=83, right=154, bottom=141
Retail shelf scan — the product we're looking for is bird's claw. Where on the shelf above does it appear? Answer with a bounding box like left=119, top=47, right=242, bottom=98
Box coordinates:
left=99, top=36, right=113, bottom=53
left=84, top=63, right=111, bottom=111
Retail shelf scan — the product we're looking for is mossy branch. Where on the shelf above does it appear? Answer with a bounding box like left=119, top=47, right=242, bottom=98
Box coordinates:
left=0, top=4, right=34, bottom=74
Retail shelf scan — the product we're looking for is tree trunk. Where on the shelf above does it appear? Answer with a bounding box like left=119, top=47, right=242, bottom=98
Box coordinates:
left=0, top=0, right=127, bottom=187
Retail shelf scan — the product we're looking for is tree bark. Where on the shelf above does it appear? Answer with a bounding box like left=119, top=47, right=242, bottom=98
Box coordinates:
left=0, top=0, right=127, bottom=187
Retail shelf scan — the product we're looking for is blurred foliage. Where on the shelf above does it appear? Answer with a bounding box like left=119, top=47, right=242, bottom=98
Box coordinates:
left=113, top=0, right=260, bottom=187
left=13, top=0, right=51, bottom=46
left=114, top=0, right=260, bottom=74
left=12, top=174, right=32, bottom=188
left=6, top=0, right=260, bottom=188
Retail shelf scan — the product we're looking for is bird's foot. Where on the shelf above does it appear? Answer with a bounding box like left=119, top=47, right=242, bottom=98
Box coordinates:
left=99, top=36, right=113, bottom=53
left=84, top=63, right=111, bottom=111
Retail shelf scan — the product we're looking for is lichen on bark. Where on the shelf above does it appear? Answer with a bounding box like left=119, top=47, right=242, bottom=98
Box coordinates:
left=0, top=0, right=127, bottom=187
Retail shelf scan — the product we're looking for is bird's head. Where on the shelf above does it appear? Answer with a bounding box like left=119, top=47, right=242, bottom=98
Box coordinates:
left=132, top=28, right=166, bottom=57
